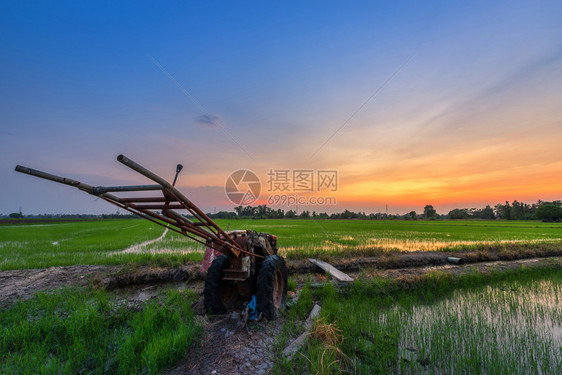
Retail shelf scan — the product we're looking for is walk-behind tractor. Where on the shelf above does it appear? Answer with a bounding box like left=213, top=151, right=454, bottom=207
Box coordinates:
left=15, top=155, right=288, bottom=320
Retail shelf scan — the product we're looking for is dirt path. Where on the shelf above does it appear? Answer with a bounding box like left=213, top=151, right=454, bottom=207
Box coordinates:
left=0, top=265, right=117, bottom=307
left=0, top=263, right=206, bottom=307
left=167, top=315, right=283, bottom=375
left=351, top=256, right=562, bottom=282
left=117, top=227, right=169, bottom=254
left=286, top=246, right=562, bottom=274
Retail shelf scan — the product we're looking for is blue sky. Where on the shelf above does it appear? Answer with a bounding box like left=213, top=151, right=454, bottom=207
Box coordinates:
left=1, top=1, right=561, bottom=215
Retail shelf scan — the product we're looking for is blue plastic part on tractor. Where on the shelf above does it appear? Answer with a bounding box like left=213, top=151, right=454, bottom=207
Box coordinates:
left=248, top=295, right=262, bottom=321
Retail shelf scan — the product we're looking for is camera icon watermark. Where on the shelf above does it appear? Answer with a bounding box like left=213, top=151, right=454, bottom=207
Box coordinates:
left=225, top=169, right=261, bottom=205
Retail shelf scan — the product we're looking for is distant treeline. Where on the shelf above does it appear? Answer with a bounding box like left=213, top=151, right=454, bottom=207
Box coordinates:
left=448, top=200, right=562, bottom=221
left=206, top=200, right=562, bottom=222
left=3, top=200, right=561, bottom=222
left=0, top=213, right=138, bottom=220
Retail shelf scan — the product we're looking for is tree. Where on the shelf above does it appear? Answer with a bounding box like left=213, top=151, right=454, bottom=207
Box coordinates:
left=478, top=205, right=495, bottom=219
left=299, top=210, right=310, bottom=219
left=423, top=205, right=437, bottom=219
left=213, top=211, right=237, bottom=219
left=9, top=212, right=24, bottom=218
left=495, top=201, right=512, bottom=220
left=285, top=210, right=297, bottom=218
left=408, top=211, right=417, bottom=220
left=256, top=204, right=270, bottom=218
left=536, top=204, right=562, bottom=222
left=448, top=208, right=469, bottom=219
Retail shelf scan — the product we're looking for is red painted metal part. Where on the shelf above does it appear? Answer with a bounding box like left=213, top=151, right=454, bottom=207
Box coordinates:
left=201, top=246, right=222, bottom=275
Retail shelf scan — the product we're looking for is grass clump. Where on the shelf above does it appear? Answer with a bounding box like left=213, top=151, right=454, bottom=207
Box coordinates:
left=287, top=277, right=297, bottom=292
left=301, top=317, right=350, bottom=375
left=0, top=287, right=201, bottom=374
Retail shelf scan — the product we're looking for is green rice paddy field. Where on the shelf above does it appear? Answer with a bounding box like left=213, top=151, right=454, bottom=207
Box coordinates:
left=1, top=218, right=562, bottom=374
left=1, top=218, right=562, bottom=270
left=278, top=266, right=562, bottom=374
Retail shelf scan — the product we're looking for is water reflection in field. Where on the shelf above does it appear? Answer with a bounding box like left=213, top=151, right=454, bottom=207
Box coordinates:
left=380, top=278, right=562, bottom=374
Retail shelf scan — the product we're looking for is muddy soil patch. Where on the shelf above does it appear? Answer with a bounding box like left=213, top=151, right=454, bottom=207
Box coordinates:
left=364, top=256, right=562, bottom=282
left=166, top=314, right=284, bottom=375
left=290, top=256, right=562, bottom=289
left=100, top=264, right=200, bottom=289
left=287, top=247, right=562, bottom=274
left=0, top=265, right=118, bottom=307
left=0, top=264, right=200, bottom=307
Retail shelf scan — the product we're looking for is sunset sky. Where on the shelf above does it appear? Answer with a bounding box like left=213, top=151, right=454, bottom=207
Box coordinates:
left=1, top=1, right=561, bottom=215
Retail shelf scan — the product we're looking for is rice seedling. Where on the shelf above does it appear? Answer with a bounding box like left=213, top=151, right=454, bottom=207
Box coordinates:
left=278, top=267, right=562, bottom=374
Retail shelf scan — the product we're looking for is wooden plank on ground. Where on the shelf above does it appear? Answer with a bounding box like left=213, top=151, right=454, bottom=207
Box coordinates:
left=308, top=258, right=354, bottom=283
left=282, top=304, right=322, bottom=359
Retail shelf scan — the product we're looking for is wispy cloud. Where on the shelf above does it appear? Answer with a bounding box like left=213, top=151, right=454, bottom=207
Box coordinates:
left=195, top=113, right=221, bottom=128
left=413, top=45, right=562, bottom=137
left=147, top=55, right=254, bottom=160
left=478, top=46, right=562, bottom=99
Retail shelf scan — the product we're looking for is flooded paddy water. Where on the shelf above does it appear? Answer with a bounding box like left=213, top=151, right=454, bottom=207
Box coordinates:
left=377, top=277, right=562, bottom=373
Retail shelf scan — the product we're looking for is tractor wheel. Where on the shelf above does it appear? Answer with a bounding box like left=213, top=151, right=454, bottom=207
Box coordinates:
left=204, top=255, right=239, bottom=314
left=256, top=255, right=288, bottom=320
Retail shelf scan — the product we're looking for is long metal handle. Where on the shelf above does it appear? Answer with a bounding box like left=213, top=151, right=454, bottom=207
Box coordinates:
left=15, top=165, right=95, bottom=193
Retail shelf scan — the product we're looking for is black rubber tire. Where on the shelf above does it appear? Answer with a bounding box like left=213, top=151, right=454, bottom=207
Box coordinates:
left=203, top=255, right=239, bottom=314
left=256, top=255, right=288, bottom=320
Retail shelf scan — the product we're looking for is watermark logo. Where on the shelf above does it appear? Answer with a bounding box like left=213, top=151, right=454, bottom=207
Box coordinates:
left=225, top=169, right=261, bottom=205
left=225, top=168, right=338, bottom=207
left=266, top=169, right=338, bottom=206
left=266, top=169, right=338, bottom=192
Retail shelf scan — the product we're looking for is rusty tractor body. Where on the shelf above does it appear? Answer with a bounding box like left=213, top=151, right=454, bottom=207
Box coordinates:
left=15, top=155, right=287, bottom=320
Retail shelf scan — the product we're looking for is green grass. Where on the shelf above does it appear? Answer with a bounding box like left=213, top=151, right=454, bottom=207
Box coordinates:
left=276, top=266, right=562, bottom=374
left=0, top=287, right=201, bottom=374
left=0, top=219, right=202, bottom=270
left=1, top=218, right=561, bottom=269
left=159, top=218, right=562, bottom=257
